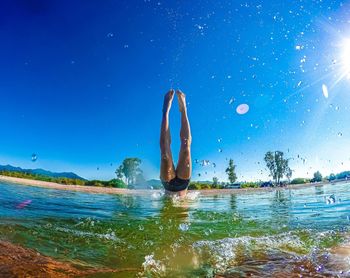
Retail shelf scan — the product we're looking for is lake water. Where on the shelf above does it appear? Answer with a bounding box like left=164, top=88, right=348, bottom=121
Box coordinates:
left=1, top=181, right=350, bottom=277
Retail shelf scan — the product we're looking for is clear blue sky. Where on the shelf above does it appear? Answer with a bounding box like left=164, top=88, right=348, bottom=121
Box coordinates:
left=1, top=0, right=350, bottom=181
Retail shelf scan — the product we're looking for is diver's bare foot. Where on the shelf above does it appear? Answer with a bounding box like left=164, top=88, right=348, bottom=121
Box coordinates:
left=176, top=90, right=187, bottom=113
left=163, top=89, right=175, bottom=114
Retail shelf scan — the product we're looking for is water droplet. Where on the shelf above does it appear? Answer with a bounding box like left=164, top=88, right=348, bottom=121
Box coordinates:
left=322, top=84, right=329, bottom=98
left=326, top=194, right=336, bottom=204
left=179, top=223, right=190, bottom=232
left=204, top=229, right=213, bottom=236
left=31, top=154, right=37, bottom=162
left=236, top=104, right=250, bottom=115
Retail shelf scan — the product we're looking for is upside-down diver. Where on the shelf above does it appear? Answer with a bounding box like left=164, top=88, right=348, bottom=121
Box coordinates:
left=160, top=90, right=192, bottom=196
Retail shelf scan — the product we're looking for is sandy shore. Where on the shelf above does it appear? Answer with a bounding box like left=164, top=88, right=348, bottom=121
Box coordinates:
left=0, top=175, right=340, bottom=196
left=0, top=175, right=152, bottom=195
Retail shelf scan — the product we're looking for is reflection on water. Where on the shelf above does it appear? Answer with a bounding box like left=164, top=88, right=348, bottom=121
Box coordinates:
left=1, top=182, right=350, bottom=277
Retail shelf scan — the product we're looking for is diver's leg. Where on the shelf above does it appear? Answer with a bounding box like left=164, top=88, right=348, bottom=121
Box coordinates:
left=160, top=90, right=176, bottom=182
left=175, top=90, right=192, bottom=180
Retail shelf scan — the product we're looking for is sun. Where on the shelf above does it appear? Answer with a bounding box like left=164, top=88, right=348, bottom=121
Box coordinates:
left=340, top=39, right=350, bottom=79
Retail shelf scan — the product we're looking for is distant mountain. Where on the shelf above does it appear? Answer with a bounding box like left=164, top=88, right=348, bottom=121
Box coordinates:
left=0, top=164, right=85, bottom=180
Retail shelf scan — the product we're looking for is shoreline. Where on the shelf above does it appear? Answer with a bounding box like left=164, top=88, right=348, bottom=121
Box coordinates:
left=0, top=175, right=341, bottom=196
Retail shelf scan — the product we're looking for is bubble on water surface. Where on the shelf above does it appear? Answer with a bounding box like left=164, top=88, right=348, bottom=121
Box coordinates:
left=179, top=223, right=190, bottom=232
left=218, top=148, right=223, bottom=153
left=140, top=254, right=166, bottom=276
left=31, top=154, right=37, bottom=162
left=106, top=32, right=114, bottom=38
left=152, top=191, right=164, bottom=200
left=204, top=229, right=213, bottom=236
left=193, top=231, right=335, bottom=273
left=322, top=84, right=329, bottom=99
left=338, top=132, right=343, bottom=137
left=236, top=104, right=249, bottom=115
left=55, top=227, right=119, bottom=241
left=186, top=191, right=200, bottom=200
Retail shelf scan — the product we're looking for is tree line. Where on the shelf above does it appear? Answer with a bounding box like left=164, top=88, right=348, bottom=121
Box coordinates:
left=0, top=152, right=342, bottom=190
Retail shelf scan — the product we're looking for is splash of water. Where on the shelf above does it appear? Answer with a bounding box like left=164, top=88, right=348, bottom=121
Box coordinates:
left=138, top=254, right=166, bottom=277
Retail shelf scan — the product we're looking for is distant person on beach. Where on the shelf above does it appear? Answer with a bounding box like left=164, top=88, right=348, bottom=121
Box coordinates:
left=160, top=90, right=192, bottom=196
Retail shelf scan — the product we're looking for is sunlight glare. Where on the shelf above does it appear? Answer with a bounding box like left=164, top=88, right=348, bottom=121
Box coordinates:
left=341, top=39, right=350, bottom=79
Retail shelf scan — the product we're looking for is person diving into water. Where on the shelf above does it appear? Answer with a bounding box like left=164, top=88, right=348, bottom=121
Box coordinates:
left=160, top=89, right=192, bottom=196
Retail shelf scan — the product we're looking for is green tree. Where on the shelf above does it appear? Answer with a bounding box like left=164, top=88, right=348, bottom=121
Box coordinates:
left=312, top=171, right=322, bottom=182
left=115, top=165, right=124, bottom=181
left=329, top=173, right=336, bottom=181
left=286, top=167, right=293, bottom=183
left=225, top=159, right=237, bottom=184
left=264, top=151, right=290, bottom=186
left=116, top=158, right=143, bottom=185
left=212, top=177, right=219, bottom=188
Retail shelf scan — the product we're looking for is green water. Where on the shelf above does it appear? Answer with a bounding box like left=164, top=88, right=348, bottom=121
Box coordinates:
left=1, top=182, right=350, bottom=277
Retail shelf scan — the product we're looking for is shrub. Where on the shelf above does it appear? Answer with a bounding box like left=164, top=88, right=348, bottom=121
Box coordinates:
left=291, top=178, right=310, bottom=184
left=108, top=179, right=127, bottom=188
left=240, top=182, right=259, bottom=188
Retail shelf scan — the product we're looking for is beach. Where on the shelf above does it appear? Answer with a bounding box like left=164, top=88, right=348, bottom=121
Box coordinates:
left=0, top=175, right=334, bottom=196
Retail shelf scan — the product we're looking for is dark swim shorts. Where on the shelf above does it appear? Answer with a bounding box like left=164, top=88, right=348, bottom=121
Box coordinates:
left=162, top=177, right=190, bottom=192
